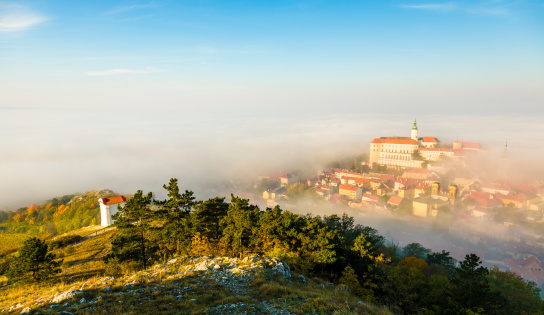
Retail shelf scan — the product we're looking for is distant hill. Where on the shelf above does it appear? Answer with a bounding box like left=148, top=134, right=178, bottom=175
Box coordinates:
left=0, top=189, right=119, bottom=235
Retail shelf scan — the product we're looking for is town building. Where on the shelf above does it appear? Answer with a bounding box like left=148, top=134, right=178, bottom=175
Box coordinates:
left=280, top=173, right=299, bottom=187
left=412, top=196, right=449, bottom=218
left=504, top=255, right=544, bottom=286
left=362, top=193, right=380, bottom=204
left=339, top=184, right=363, bottom=201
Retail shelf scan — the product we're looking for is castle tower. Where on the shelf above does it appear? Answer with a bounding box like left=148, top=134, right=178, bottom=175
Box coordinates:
left=448, top=185, right=458, bottom=205
left=501, top=140, right=509, bottom=180
left=411, top=119, right=418, bottom=140
left=431, top=182, right=440, bottom=196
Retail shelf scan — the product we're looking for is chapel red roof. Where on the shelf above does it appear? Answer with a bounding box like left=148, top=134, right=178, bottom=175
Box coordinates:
left=100, top=196, right=127, bottom=205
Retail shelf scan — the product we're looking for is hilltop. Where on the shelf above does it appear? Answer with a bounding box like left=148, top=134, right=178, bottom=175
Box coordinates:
left=0, top=228, right=385, bottom=314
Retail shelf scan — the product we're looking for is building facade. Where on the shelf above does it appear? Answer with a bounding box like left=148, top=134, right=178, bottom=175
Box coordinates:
left=369, top=120, right=479, bottom=169
left=99, top=196, right=126, bottom=227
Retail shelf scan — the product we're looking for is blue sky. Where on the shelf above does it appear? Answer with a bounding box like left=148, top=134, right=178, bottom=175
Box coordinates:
left=1, top=0, right=543, bottom=114
left=1, top=1, right=544, bottom=208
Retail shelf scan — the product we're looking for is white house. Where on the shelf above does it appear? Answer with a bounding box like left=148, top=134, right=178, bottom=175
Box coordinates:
left=99, top=196, right=127, bottom=227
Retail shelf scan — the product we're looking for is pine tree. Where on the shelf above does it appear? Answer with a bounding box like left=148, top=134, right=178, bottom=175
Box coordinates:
left=157, top=178, right=197, bottom=256
left=450, top=253, right=491, bottom=312
left=220, top=195, right=259, bottom=257
left=339, top=265, right=364, bottom=297
left=191, top=197, right=228, bottom=242
left=108, top=190, right=156, bottom=270
left=426, top=250, right=456, bottom=276
left=8, top=237, right=62, bottom=283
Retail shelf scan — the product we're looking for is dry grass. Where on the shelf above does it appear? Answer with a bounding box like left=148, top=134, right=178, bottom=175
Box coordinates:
left=250, top=273, right=391, bottom=314
left=0, top=232, right=34, bottom=256
left=1, top=228, right=393, bottom=314
left=52, top=225, right=105, bottom=239
left=0, top=229, right=116, bottom=310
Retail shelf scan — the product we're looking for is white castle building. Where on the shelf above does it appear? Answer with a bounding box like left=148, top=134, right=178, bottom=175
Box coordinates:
left=369, top=119, right=479, bottom=169
left=99, top=196, right=126, bottom=227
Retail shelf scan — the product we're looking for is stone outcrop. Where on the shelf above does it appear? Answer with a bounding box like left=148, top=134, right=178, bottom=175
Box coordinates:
left=2, top=256, right=294, bottom=314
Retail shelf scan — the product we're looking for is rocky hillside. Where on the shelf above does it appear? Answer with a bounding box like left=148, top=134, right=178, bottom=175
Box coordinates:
left=2, top=255, right=386, bottom=314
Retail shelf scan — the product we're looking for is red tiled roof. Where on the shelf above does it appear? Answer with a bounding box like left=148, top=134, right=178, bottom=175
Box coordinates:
left=509, top=182, right=537, bottom=194
left=340, top=184, right=360, bottom=192
left=482, top=183, right=510, bottom=192
left=363, top=193, right=380, bottom=202
left=330, top=193, right=343, bottom=202
left=100, top=196, right=126, bottom=205
left=405, top=179, right=419, bottom=189
left=388, top=196, right=403, bottom=205
left=416, top=182, right=430, bottom=189
left=470, top=191, right=492, bottom=200
left=515, top=255, right=543, bottom=268
left=379, top=174, right=396, bottom=181
left=504, top=256, right=544, bottom=285
left=497, top=193, right=526, bottom=203
left=453, top=149, right=468, bottom=156
left=463, top=142, right=481, bottom=149
left=371, top=138, right=418, bottom=145
left=332, top=169, right=365, bottom=177
left=396, top=177, right=418, bottom=188
left=422, top=137, right=437, bottom=143
left=418, top=148, right=453, bottom=152
left=470, top=196, right=503, bottom=208
left=405, top=168, right=433, bottom=174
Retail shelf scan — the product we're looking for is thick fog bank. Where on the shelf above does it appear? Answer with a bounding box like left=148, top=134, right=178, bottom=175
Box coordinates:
left=1, top=108, right=542, bottom=210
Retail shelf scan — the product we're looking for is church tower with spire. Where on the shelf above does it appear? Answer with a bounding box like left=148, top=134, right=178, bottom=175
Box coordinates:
left=501, top=140, right=509, bottom=180
left=411, top=118, right=419, bottom=140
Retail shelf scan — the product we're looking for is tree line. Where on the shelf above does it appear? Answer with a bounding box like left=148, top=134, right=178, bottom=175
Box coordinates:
left=104, top=178, right=543, bottom=314
left=0, top=178, right=541, bottom=313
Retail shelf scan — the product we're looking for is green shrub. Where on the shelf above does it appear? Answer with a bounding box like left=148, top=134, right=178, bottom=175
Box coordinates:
left=104, top=257, right=123, bottom=277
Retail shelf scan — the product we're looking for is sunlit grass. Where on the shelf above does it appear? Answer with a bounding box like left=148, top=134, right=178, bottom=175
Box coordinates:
left=0, top=228, right=116, bottom=310
left=1, top=227, right=391, bottom=314
left=0, top=232, right=35, bottom=256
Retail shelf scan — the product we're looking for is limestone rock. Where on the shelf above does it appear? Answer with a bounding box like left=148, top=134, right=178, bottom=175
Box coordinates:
left=50, top=289, right=83, bottom=304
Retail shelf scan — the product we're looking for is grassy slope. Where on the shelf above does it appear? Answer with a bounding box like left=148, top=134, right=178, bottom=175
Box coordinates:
left=0, top=226, right=113, bottom=295
left=0, top=228, right=391, bottom=315
left=0, top=232, right=35, bottom=256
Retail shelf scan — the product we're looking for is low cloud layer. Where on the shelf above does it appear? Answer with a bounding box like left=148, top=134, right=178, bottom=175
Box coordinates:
left=1, top=108, right=543, bottom=210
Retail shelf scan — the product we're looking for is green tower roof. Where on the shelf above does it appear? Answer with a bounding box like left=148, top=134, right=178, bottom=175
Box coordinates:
left=412, top=118, right=418, bottom=130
